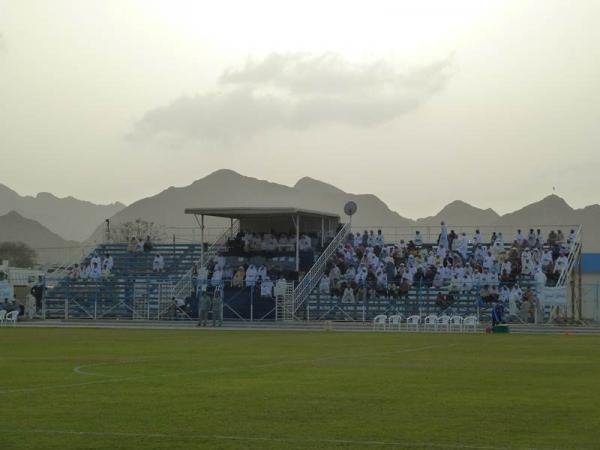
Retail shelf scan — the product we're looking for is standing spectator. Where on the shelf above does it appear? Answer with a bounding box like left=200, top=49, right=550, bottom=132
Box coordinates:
left=375, top=229, right=385, bottom=247
left=143, top=235, right=153, bottom=253
left=439, top=222, right=449, bottom=249
left=514, top=229, right=525, bottom=245
left=197, top=286, right=210, bottom=327
left=472, top=229, right=482, bottom=246
left=414, top=230, right=423, bottom=246
left=30, top=276, right=45, bottom=310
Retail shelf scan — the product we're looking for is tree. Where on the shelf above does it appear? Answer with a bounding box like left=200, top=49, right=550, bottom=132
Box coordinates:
left=0, top=241, right=37, bottom=267
left=110, top=219, right=166, bottom=243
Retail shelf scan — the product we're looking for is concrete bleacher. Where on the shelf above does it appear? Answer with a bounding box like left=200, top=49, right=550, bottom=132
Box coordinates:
left=44, top=243, right=203, bottom=319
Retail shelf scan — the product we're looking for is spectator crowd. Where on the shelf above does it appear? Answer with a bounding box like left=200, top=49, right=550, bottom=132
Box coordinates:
left=315, top=225, right=578, bottom=322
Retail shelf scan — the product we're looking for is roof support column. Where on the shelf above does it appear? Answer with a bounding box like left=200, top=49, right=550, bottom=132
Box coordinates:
left=321, top=217, right=325, bottom=249
left=200, top=214, right=205, bottom=267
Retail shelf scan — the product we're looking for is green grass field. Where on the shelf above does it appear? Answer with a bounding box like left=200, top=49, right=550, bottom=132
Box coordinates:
left=1, top=328, right=599, bottom=450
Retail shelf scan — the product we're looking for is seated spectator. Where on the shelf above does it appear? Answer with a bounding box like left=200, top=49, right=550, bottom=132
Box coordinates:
left=232, top=266, right=245, bottom=288
left=245, top=264, right=257, bottom=286
left=136, top=238, right=144, bottom=252
left=89, top=262, right=102, bottom=279
left=257, top=264, right=268, bottom=281
left=508, top=284, right=522, bottom=315
left=103, top=253, right=114, bottom=272
left=341, top=286, right=355, bottom=303
left=127, top=237, right=137, bottom=252
left=534, top=268, right=547, bottom=289
left=521, top=249, right=534, bottom=275
left=299, top=234, right=312, bottom=251
left=211, top=266, right=223, bottom=285
left=554, top=253, right=568, bottom=275
left=319, top=274, right=331, bottom=295
left=260, top=277, right=274, bottom=297
left=69, top=264, right=81, bottom=280
left=152, top=253, right=165, bottom=272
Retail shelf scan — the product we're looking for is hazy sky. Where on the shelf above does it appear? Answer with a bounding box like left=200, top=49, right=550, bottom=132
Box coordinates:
left=1, top=0, right=599, bottom=219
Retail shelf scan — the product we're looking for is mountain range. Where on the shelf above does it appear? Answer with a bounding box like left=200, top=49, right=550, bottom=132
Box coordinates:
left=0, top=183, right=125, bottom=242
left=0, top=211, right=81, bottom=264
left=1, top=170, right=600, bottom=266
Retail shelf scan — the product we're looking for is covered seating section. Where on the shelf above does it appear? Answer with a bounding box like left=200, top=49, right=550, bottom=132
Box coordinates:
left=183, top=207, right=340, bottom=320
left=184, top=207, right=340, bottom=273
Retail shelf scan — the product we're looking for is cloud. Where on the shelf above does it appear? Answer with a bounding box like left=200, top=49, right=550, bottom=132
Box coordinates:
left=131, top=53, right=452, bottom=142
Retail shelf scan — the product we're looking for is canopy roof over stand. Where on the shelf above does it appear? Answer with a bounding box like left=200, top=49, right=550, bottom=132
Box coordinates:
left=184, top=207, right=341, bottom=271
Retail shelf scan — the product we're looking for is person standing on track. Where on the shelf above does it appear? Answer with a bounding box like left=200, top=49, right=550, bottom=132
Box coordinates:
left=197, top=285, right=210, bottom=327
left=212, top=286, right=223, bottom=327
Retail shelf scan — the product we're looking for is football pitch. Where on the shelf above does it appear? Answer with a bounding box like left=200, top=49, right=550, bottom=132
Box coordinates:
left=1, top=328, right=599, bottom=450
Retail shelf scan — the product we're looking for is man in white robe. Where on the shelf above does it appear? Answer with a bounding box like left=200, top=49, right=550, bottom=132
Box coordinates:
left=89, top=262, right=102, bottom=280
left=521, top=249, right=533, bottom=275
left=319, top=275, right=331, bottom=295
left=152, top=254, right=164, bottom=272
left=554, top=254, right=568, bottom=275
left=456, top=233, right=469, bottom=260
left=439, top=222, right=449, bottom=249
left=245, top=265, right=257, bottom=286
left=260, top=277, right=274, bottom=297
left=514, top=229, right=525, bottom=245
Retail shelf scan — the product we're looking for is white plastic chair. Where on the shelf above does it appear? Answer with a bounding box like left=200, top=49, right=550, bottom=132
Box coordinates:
left=372, top=314, right=387, bottom=331
left=437, top=315, right=451, bottom=332
left=406, top=315, right=420, bottom=332
left=449, top=315, right=463, bottom=332
left=5, top=310, right=18, bottom=327
left=463, top=315, right=478, bottom=332
left=423, top=314, right=438, bottom=332
left=387, top=314, right=402, bottom=331
left=0, top=310, right=6, bottom=326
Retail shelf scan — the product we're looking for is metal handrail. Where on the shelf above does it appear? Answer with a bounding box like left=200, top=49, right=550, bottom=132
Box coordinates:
left=555, top=225, right=582, bottom=287
left=351, top=224, right=582, bottom=245
left=293, top=222, right=351, bottom=315
left=171, top=220, right=239, bottom=300
left=44, top=241, right=101, bottom=284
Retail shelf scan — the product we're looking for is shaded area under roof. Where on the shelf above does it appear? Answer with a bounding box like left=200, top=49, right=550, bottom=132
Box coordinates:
left=184, top=207, right=340, bottom=220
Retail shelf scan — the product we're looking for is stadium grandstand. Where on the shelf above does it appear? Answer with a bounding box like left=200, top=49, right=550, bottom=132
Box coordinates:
left=32, top=203, right=585, bottom=330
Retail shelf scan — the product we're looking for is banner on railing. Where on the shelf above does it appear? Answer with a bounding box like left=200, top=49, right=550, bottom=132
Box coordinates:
left=540, top=287, right=567, bottom=306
